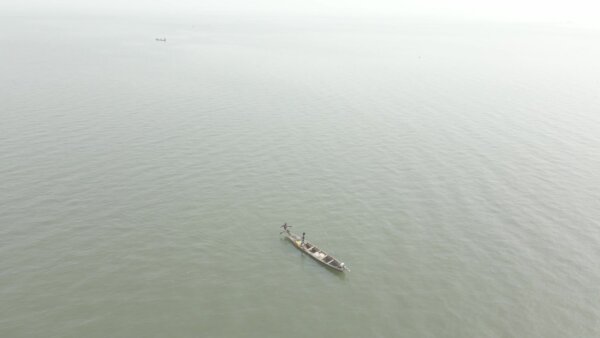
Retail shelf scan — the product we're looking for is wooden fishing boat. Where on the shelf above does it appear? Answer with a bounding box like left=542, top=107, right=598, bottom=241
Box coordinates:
left=280, top=225, right=349, bottom=272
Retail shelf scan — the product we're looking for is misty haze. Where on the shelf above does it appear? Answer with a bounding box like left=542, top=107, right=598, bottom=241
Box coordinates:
left=1, top=2, right=599, bottom=337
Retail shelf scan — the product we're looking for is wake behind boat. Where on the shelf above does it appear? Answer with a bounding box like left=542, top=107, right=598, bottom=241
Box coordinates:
left=280, top=223, right=349, bottom=272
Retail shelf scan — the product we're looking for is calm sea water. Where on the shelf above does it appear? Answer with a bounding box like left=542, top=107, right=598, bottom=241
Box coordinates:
left=1, top=15, right=599, bottom=337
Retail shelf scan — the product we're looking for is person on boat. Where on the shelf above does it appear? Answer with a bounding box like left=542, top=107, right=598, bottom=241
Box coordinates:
left=301, top=232, right=306, bottom=247
left=281, top=223, right=291, bottom=234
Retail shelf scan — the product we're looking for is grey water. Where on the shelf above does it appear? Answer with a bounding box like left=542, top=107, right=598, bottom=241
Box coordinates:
left=1, top=14, right=600, bottom=337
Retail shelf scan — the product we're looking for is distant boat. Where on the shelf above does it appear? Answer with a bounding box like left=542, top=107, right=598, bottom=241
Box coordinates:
left=155, top=38, right=166, bottom=42
left=280, top=224, right=349, bottom=272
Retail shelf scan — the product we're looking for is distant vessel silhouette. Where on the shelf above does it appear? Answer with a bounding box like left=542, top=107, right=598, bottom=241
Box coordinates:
left=155, top=38, right=166, bottom=42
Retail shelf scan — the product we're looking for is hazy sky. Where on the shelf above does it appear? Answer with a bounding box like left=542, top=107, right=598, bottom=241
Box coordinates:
left=3, top=0, right=599, bottom=24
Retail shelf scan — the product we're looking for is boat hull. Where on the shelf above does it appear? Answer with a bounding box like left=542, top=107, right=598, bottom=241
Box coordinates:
left=282, top=231, right=346, bottom=272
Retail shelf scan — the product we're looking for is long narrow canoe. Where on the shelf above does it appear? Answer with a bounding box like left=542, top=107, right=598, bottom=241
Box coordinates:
left=281, top=228, right=349, bottom=272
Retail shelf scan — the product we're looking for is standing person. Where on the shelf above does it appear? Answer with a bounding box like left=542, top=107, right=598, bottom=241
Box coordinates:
left=281, top=223, right=289, bottom=234
left=301, top=232, right=306, bottom=247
